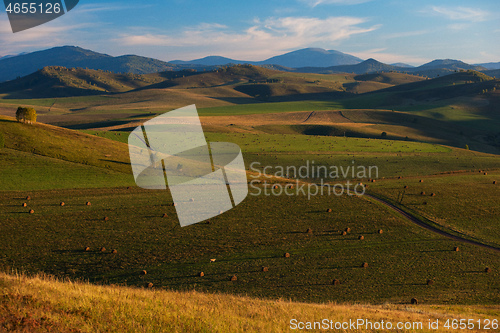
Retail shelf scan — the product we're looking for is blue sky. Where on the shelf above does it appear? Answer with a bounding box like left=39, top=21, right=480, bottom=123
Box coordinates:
left=1, top=0, right=499, bottom=65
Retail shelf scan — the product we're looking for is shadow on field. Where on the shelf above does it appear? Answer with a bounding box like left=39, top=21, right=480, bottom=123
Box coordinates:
left=463, top=270, right=487, bottom=274
left=99, top=159, right=130, bottom=166
left=420, top=249, right=458, bottom=253
left=52, top=249, right=92, bottom=255
left=65, top=120, right=131, bottom=130
left=389, top=282, right=428, bottom=287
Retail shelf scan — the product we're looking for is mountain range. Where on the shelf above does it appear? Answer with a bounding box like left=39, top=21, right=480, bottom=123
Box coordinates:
left=171, top=48, right=363, bottom=68
left=0, top=46, right=498, bottom=83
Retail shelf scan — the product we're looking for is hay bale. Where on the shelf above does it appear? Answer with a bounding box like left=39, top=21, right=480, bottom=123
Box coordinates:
left=430, top=193, right=436, bottom=197
left=419, top=179, right=423, bottom=183
left=326, top=208, right=332, bottom=213
left=26, top=196, right=31, bottom=200
left=426, top=279, right=434, bottom=285
left=199, top=272, right=205, bottom=277
left=420, top=191, right=426, bottom=195
left=341, top=231, right=347, bottom=236
left=111, top=249, right=118, bottom=254
left=272, top=185, right=278, bottom=190
left=378, top=229, right=383, bottom=234
left=361, top=262, right=369, bottom=268
left=484, top=172, right=487, bottom=175
left=60, top=202, right=65, bottom=206
left=306, top=228, right=313, bottom=234
left=454, top=247, right=459, bottom=252
left=189, top=198, right=195, bottom=202
left=284, top=253, right=290, bottom=258
left=29, top=209, right=35, bottom=214
left=146, top=282, right=154, bottom=288
left=345, top=227, right=351, bottom=232
left=485, top=267, right=491, bottom=273
left=230, top=275, right=237, bottom=281
left=332, top=279, right=340, bottom=285
left=358, top=235, right=364, bottom=240
left=493, top=181, right=497, bottom=185
left=86, top=202, right=91, bottom=206
left=84, top=247, right=90, bottom=252
left=404, top=185, right=408, bottom=189
left=172, top=203, right=177, bottom=207
left=371, top=179, right=376, bottom=183
left=22, top=203, right=27, bottom=207
left=103, top=217, right=109, bottom=221
left=398, top=176, right=402, bottom=179
left=140, top=270, right=147, bottom=275
left=411, top=298, right=418, bottom=305
left=162, top=213, right=168, bottom=218
left=262, top=267, right=269, bottom=272
left=210, top=259, right=216, bottom=263
left=100, top=247, right=106, bottom=252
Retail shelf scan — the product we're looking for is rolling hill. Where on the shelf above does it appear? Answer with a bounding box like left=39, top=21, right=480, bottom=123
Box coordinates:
left=0, top=66, right=170, bottom=98
left=0, top=115, right=131, bottom=173
left=0, top=64, right=427, bottom=102
left=294, top=58, right=404, bottom=75
left=0, top=46, right=219, bottom=83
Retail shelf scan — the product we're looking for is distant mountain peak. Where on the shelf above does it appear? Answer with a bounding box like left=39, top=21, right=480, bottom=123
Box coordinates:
left=363, top=58, right=381, bottom=64
left=170, top=47, right=364, bottom=68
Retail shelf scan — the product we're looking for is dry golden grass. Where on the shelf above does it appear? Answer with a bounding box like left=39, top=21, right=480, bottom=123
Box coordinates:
left=0, top=272, right=498, bottom=332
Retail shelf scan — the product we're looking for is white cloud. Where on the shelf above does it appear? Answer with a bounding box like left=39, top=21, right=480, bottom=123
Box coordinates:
left=115, top=16, right=379, bottom=60
left=0, top=9, right=102, bottom=57
left=428, top=6, right=490, bottom=22
left=300, top=0, right=373, bottom=7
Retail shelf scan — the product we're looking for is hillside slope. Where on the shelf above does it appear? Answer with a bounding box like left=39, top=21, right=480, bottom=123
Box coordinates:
left=0, top=116, right=131, bottom=173
left=0, top=66, right=168, bottom=98
left=0, top=272, right=496, bottom=333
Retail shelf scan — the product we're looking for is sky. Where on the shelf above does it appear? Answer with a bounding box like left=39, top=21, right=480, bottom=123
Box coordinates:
left=0, top=0, right=499, bottom=65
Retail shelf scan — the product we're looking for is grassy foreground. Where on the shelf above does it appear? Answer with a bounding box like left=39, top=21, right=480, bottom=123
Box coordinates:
left=0, top=272, right=498, bottom=333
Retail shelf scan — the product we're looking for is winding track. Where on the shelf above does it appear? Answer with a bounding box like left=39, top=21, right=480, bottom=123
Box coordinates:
left=364, top=193, right=500, bottom=253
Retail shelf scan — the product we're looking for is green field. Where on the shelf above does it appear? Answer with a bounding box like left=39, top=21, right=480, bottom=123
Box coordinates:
left=368, top=172, right=500, bottom=248
left=1, top=184, right=499, bottom=305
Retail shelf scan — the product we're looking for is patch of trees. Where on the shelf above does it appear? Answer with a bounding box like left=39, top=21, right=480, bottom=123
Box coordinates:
left=16, top=106, right=37, bottom=124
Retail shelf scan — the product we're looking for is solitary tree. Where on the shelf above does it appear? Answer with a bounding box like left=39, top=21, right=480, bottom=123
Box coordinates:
left=15, top=107, right=37, bottom=124
left=381, top=132, right=387, bottom=139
